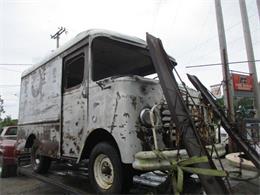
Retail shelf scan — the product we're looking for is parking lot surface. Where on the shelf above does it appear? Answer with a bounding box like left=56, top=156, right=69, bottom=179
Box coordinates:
left=0, top=159, right=259, bottom=195
left=0, top=176, right=66, bottom=194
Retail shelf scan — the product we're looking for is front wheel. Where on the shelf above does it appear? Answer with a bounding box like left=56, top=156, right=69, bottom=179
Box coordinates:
left=88, top=142, right=131, bottom=194
left=31, top=141, right=51, bottom=173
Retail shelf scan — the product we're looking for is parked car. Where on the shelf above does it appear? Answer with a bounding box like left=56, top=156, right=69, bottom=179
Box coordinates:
left=0, top=126, right=17, bottom=177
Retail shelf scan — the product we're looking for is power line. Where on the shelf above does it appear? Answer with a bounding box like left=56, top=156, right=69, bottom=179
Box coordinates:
left=176, top=13, right=257, bottom=59
left=185, top=59, right=260, bottom=68
left=0, top=85, right=20, bottom=87
left=51, top=27, right=67, bottom=48
left=230, top=70, right=251, bottom=75
left=187, top=1, right=212, bottom=65
left=0, top=67, right=23, bottom=73
left=0, top=64, right=32, bottom=66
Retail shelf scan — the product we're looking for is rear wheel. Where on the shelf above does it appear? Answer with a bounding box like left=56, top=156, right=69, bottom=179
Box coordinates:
left=31, top=141, right=51, bottom=173
left=88, top=142, right=132, bottom=194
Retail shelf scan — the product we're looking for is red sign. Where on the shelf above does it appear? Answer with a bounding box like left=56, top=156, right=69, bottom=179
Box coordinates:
left=232, top=73, right=253, bottom=91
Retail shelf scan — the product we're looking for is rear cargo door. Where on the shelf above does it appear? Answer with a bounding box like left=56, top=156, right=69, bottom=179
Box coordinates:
left=62, top=47, right=88, bottom=158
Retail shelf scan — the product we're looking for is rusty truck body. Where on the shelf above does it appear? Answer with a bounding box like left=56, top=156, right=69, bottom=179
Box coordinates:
left=17, top=30, right=220, bottom=193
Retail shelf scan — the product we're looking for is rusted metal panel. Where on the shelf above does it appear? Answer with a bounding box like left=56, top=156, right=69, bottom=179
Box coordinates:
left=19, top=56, right=62, bottom=124
left=17, top=123, right=60, bottom=158
left=85, top=76, right=166, bottom=163
left=18, top=55, right=62, bottom=157
left=62, top=86, right=85, bottom=157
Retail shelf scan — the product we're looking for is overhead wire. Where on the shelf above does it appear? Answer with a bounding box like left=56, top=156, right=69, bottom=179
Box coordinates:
left=0, top=85, right=20, bottom=87
left=186, top=1, right=212, bottom=65
left=0, top=63, right=32, bottom=66
left=185, top=59, right=260, bottom=68
left=176, top=12, right=257, bottom=60
left=186, top=19, right=259, bottom=65
left=0, top=67, right=23, bottom=73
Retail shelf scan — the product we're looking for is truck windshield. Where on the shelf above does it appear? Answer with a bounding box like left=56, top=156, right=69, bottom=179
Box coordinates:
left=92, top=37, right=157, bottom=81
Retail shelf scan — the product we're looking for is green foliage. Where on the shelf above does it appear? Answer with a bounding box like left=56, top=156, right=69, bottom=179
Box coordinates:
left=0, top=116, right=17, bottom=129
left=0, top=95, right=4, bottom=120
left=216, top=96, right=225, bottom=108
left=0, top=95, right=17, bottom=128
left=216, top=96, right=255, bottom=119
left=234, top=97, right=255, bottom=119
left=234, top=97, right=254, bottom=110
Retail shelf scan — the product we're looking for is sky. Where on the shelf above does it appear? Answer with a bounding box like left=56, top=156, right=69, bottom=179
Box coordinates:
left=0, top=0, right=259, bottom=119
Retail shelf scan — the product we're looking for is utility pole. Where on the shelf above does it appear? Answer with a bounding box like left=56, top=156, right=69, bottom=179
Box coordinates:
left=257, top=0, right=260, bottom=22
left=51, top=27, right=67, bottom=49
left=239, top=0, right=260, bottom=118
left=215, top=0, right=235, bottom=121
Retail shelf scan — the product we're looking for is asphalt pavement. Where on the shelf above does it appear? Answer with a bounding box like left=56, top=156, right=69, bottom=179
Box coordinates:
left=0, top=176, right=66, bottom=194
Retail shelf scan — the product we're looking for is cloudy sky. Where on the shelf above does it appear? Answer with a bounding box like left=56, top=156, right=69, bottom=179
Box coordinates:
left=0, top=0, right=259, bottom=119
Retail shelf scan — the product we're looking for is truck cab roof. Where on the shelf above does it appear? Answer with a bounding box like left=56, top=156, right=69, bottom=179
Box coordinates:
left=22, top=29, right=176, bottom=78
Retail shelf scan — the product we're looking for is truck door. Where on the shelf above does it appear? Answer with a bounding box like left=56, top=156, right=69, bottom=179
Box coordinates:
left=62, top=47, right=88, bottom=158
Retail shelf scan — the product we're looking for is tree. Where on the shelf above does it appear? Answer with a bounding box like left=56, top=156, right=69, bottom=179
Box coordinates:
left=216, top=96, right=255, bottom=119
left=0, top=95, right=17, bottom=128
left=0, top=115, right=17, bottom=129
left=0, top=95, right=5, bottom=120
left=234, top=97, right=255, bottom=119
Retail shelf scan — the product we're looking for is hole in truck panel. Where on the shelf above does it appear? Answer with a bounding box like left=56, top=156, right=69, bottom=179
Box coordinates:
left=91, top=37, right=156, bottom=81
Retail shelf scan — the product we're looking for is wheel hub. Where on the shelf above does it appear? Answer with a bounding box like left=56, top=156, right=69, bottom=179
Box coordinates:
left=101, top=161, right=112, bottom=175
left=93, top=154, right=114, bottom=190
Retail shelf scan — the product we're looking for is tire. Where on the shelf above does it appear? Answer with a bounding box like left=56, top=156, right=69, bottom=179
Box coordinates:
left=88, top=142, right=132, bottom=194
left=31, top=141, right=51, bottom=174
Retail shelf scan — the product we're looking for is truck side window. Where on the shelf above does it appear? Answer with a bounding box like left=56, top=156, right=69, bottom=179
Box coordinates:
left=64, top=53, right=84, bottom=89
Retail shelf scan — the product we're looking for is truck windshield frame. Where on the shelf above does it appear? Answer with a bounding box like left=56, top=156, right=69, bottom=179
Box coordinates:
left=91, top=37, right=156, bottom=81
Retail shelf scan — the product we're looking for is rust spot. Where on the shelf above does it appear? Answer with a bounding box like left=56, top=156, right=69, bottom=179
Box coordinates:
left=65, top=133, right=77, bottom=141
left=123, top=113, right=130, bottom=118
left=140, top=85, right=149, bottom=95
left=69, top=148, right=74, bottom=154
left=116, top=91, right=121, bottom=99
left=135, top=122, right=153, bottom=150
left=93, top=102, right=100, bottom=108
left=110, top=93, right=121, bottom=133
left=130, top=96, right=137, bottom=110
left=119, top=124, right=126, bottom=128
left=78, top=128, right=83, bottom=136
left=76, top=145, right=80, bottom=153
